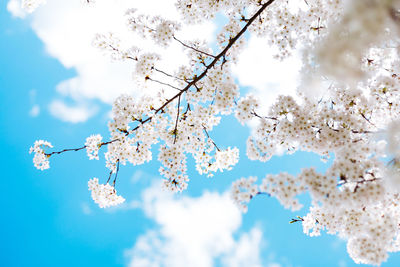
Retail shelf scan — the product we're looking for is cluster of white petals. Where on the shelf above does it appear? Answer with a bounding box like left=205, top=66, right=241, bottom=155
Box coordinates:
left=126, top=9, right=181, bottom=47
left=135, top=53, right=161, bottom=78
left=231, top=1, right=400, bottom=263
left=29, top=140, right=53, bottom=170
left=212, top=147, right=239, bottom=172
left=85, top=134, right=103, bottom=160
left=235, top=94, right=259, bottom=125
left=104, top=92, right=239, bottom=191
left=176, top=0, right=249, bottom=24
left=317, top=0, right=399, bottom=82
left=234, top=72, right=400, bottom=264
left=88, top=178, right=125, bottom=208
left=231, top=176, right=258, bottom=213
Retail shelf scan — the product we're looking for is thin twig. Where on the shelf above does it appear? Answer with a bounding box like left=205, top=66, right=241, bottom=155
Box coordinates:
left=106, top=168, right=113, bottom=184
left=251, top=111, right=278, bottom=120
left=360, top=112, right=377, bottom=128
left=203, top=126, right=220, bottom=151
left=146, top=76, right=183, bottom=91
left=113, top=160, right=120, bottom=188
left=152, top=66, right=190, bottom=82
left=173, top=36, right=216, bottom=58
left=45, top=146, right=86, bottom=156
left=108, top=45, right=186, bottom=82
left=173, top=94, right=181, bottom=144
left=353, top=177, right=381, bottom=193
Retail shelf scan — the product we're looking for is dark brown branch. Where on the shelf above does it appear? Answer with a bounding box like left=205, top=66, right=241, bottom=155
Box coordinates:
left=106, top=168, right=113, bottom=184
left=289, top=216, right=304, bottom=224
left=251, top=111, right=278, bottom=121
left=353, top=177, right=381, bottom=193
left=360, top=112, right=377, bottom=128
left=45, top=146, right=86, bottom=156
left=112, top=160, right=120, bottom=188
left=338, top=174, right=382, bottom=193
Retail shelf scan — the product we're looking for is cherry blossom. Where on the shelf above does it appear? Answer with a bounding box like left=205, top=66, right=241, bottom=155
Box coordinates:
left=88, top=178, right=125, bottom=208
left=85, top=134, right=103, bottom=160
left=29, top=140, right=53, bottom=170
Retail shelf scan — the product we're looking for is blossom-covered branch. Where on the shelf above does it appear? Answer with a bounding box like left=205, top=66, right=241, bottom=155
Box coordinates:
left=27, top=0, right=400, bottom=265
left=30, top=0, right=275, bottom=205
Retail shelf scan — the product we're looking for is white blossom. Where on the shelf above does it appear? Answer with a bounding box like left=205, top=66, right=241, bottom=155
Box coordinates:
left=235, top=94, right=259, bottom=125
left=85, top=134, right=103, bottom=160
left=29, top=140, right=53, bottom=170
left=88, top=178, right=125, bottom=208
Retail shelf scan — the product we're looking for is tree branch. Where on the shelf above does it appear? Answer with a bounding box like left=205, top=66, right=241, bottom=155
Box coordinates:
left=173, top=36, right=216, bottom=58
left=173, top=94, right=181, bottom=144
left=43, top=0, right=277, bottom=158
left=146, top=76, right=183, bottom=91
left=203, top=126, right=220, bottom=151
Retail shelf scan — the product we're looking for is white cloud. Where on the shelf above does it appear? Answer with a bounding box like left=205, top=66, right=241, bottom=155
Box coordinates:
left=8, top=0, right=216, bottom=122
left=29, top=104, right=40, bottom=117
left=130, top=169, right=145, bottom=184
left=81, top=202, right=92, bottom=215
left=7, top=0, right=28, bottom=18
left=232, top=36, right=301, bottom=113
left=125, top=182, right=265, bottom=267
left=221, top=227, right=264, bottom=267
left=49, top=100, right=97, bottom=123
left=28, top=90, right=40, bottom=117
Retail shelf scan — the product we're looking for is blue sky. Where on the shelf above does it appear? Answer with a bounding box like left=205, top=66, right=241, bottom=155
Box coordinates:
left=2, top=1, right=400, bottom=267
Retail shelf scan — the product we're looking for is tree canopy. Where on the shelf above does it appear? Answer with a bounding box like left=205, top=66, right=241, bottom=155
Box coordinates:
left=27, top=0, right=400, bottom=265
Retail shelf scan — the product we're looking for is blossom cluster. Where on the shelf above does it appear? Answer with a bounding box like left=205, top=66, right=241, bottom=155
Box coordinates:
left=85, top=134, right=102, bottom=160
left=104, top=93, right=239, bottom=192
left=231, top=176, right=258, bottom=213
left=229, top=3, right=400, bottom=263
left=246, top=0, right=344, bottom=59
left=88, top=178, right=125, bottom=208
left=125, top=8, right=181, bottom=47
left=320, top=0, right=400, bottom=84
left=175, top=0, right=248, bottom=24
left=231, top=10, right=400, bottom=262
left=235, top=94, right=259, bottom=125
left=29, top=140, right=53, bottom=170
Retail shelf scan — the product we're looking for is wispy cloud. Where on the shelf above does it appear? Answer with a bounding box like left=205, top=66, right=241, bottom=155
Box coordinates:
left=8, top=0, right=216, bottom=123
left=49, top=100, right=97, bottom=123
left=125, top=181, right=265, bottom=267
left=29, top=104, right=40, bottom=117
left=81, top=202, right=92, bottom=215
left=7, top=0, right=29, bottom=18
